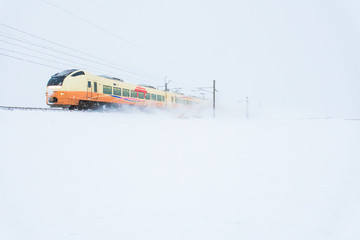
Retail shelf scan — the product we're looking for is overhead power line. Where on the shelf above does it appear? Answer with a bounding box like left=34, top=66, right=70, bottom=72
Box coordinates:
left=0, top=17, right=213, bottom=98
left=0, top=52, right=61, bottom=70
left=0, top=47, right=158, bottom=86
left=0, top=46, right=76, bottom=68
left=0, top=30, right=158, bottom=80
left=0, top=23, right=164, bottom=81
left=0, top=30, right=167, bottom=85
left=41, top=0, right=212, bottom=83
left=0, top=38, right=117, bottom=75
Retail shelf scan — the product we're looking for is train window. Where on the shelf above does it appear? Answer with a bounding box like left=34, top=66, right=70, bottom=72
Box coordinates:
left=131, top=90, right=137, bottom=98
left=103, top=85, right=112, bottom=94
left=94, top=82, right=97, bottom=93
left=47, top=77, right=64, bottom=86
left=145, top=93, right=150, bottom=100
left=138, top=92, right=144, bottom=99
left=156, top=95, right=162, bottom=101
left=113, top=87, right=121, bottom=96
left=71, top=71, right=85, bottom=77
left=151, top=94, right=156, bottom=101
left=123, top=89, right=129, bottom=97
left=47, top=70, right=78, bottom=86
left=88, top=81, right=91, bottom=88
left=162, top=96, right=165, bottom=102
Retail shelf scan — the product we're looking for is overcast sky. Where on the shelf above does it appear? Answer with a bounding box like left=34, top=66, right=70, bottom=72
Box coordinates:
left=0, top=0, right=359, bottom=118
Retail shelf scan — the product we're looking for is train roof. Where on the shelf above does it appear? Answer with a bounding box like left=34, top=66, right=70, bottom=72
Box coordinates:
left=139, top=84, right=156, bottom=89
left=52, top=69, right=79, bottom=77
left=98, top=75, right=124, bottom=82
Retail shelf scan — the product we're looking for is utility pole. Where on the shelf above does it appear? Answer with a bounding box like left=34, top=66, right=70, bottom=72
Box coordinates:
left=164, top=76, right=171, bottom=92
left=246, top=96, right=249, bottom=119
left=164, top=76, right=168, bottom=91
left=213, top=80, right=216, bottom=118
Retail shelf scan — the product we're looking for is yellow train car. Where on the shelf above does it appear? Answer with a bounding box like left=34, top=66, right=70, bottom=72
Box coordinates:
left=46, top=69, right=206, bottom=110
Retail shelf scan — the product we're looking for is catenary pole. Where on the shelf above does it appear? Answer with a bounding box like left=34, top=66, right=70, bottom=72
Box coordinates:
left=246, top=96, right=249, bottom=119
left=213, top=80, right=216, bottom=118
left=164, top=76, right=168, bottom=91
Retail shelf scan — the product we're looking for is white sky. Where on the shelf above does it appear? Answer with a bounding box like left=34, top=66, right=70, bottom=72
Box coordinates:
left=0, top=0, right=359, bottom=118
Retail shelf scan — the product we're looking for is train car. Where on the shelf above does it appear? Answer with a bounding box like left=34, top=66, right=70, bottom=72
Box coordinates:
left=46, top=69, right=207, bottom=110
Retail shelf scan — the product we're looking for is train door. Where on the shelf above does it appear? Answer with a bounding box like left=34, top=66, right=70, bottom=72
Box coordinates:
left=93, top=81, right=98, bottom=100
left=86, top=80, right=92, bottom=99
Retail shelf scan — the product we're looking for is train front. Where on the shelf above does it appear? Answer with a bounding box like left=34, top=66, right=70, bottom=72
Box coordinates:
left=46, top=69, right=78, bottom=108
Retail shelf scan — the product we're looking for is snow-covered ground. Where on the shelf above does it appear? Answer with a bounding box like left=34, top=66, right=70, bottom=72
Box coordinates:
left=0, top=109, right=359, bottom=240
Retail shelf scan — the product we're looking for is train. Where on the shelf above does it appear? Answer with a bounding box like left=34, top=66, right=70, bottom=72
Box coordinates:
left=46, top=69, right=207, bottom=110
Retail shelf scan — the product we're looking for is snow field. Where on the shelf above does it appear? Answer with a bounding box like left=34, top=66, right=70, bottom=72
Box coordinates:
left=0, top=109, right=359, bottom=240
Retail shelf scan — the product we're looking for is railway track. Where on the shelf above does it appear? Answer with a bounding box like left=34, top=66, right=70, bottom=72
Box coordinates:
left=0, top=105, right=68, bottom=112
left=0, top=105, right=125, bottom=112
left=1, top=105, right=359, bottom=120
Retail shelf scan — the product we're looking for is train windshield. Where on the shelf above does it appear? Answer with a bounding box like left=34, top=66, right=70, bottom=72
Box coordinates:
left=47, top=69, right=78, bottom=86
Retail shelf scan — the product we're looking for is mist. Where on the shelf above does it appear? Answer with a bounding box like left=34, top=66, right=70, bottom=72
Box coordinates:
left=0, top=0, right=359, bottom=118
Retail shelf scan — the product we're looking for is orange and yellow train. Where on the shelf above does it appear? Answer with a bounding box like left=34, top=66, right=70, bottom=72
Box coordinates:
left=46, top=69, right=206, bottom=110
